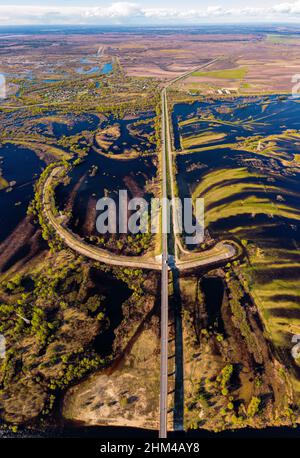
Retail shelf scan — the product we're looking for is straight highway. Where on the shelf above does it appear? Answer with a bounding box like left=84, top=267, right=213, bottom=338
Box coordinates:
left=39, top=56, right=238, bottom=439
left=158, top=57, right=227, bottom=438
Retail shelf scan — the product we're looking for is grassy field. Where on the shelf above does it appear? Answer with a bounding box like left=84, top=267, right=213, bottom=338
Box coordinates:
left=3, top=139, right=71, bottom=161
left=206, top=196, right=300, bottom=225
left=192, top=167, right=263, bottom=199
left=266, top=34, right=300, bottom=45
left=189, top=162, right=300, bottom=397
left=0, top=175, right=9, bottom=190
left=201, top=182, right=298, bottom=212
left=236, top=242, right=300, bottom=398
left=182, top=131, right=226, bottom=149
left=233, top=132, right=300, bottom=165
left=195, top=166, right=300, bottom=225
left=192, top=67, right=248, bottom=80
left=179, top=115, right=258, bottom=130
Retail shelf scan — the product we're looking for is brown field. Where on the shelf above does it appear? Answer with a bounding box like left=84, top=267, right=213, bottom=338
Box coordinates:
left=174, top=41, right=300, bottom=93
left=1, top=31, right=299, bottom=90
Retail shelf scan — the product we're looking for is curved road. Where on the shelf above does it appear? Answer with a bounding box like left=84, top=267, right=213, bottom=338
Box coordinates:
left=40, top=57, right=238, bottom=439
left=43, top=166, right=237, bottom=273
left=42, top=167, right=162, bottom=271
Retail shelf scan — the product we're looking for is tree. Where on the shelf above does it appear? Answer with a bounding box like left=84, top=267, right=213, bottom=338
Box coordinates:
left=247, top=396, right=261, bottom=418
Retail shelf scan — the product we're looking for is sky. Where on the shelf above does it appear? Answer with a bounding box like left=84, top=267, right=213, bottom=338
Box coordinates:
left=0, top=1, right=300, bottom=25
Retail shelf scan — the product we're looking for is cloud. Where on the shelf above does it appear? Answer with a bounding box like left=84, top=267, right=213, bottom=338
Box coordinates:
left=85, top=2, right=143, bottom=18
left=1, top=1, right=300, bottom=25
left=271, top=1, right=300, bottom=13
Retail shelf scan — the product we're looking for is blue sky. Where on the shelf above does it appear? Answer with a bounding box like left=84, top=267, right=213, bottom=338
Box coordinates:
left=0, top=1, right=300, bottom=25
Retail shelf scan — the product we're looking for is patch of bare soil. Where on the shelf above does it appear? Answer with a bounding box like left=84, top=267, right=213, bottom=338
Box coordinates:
left=63, top=317, right=161, bottom=430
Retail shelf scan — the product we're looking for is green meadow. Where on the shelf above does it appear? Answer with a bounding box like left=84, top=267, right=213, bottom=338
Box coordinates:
left=192, top=67, right=248, bottom=80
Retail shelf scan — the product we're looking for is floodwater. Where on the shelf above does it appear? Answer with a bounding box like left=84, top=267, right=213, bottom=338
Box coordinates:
left=52, top=113, right=99, bottom=138
left=174, top=95, right=300, bottom=249
left=75, top=62, right=113, bottom=75
left=0, top=143, right=45, bottom=242
left=55, top=112, right=157, bottom=240
left=2, top=95, right=300, bottom=437
left=0, top=109, right=156, bottom=245
left=101, top=62, right=113, bottom=74
left=1, top=423, right=300, bottom=438
left=201, top=276, right=225, bottom=334
left=174, top=95, right=300, bottom=427
left=172, top=95, right=300, bottom=151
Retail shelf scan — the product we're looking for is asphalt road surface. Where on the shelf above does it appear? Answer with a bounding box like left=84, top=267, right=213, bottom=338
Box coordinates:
left=40, top=56, right=238, bottom=439
left=159, top=87, right=169, bottom=438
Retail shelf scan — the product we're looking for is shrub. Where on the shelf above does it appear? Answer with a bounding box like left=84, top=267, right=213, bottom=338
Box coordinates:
left=247, top=396, right=261, bottom=418
left=120, top=397, right=128, bottom=408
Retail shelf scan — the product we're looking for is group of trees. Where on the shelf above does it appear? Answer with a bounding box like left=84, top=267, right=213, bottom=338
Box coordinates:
left=58, top=134, right=89, bottom=157
left=48, top=349, right=105, bottom=391
left=27, top=161, right=71, bottom=251
left=0, top=248, right=115, bottom=420
left=226, top=272, right=262, bottom=365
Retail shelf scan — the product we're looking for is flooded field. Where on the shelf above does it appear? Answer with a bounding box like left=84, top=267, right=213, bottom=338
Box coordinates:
left=2, top=58, right=113, bottom=89
left=0, top=144, right=45, bottom=242
left=174, top=95, right=300, bottom=238
left=0, top=106, right=160, bottom=428
left=0, top=109, right=158, bottom=252
left=2, top=23, right=300, bottom=437
left=173, top=95, right=300, bottom=150
left=174, top=95, right=300, bottom=399
left=54, top=111, right=158, bottom=254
